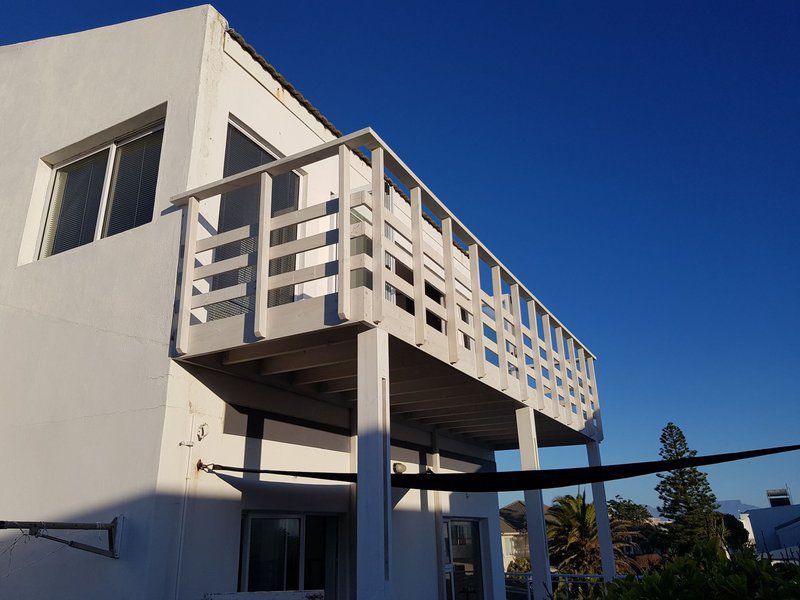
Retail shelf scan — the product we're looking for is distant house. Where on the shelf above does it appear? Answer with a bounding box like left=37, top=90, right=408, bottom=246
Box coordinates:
left=499, top=501, right=544, bottom=569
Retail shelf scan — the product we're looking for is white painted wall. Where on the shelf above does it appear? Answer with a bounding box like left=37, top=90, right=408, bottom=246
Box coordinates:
left=0, top=6, right=508, bottom=599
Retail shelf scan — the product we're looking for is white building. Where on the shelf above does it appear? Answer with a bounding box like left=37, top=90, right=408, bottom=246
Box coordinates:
left=0, top=6, right=614, bottom=599
left=741, top=503, right=800, bottom=562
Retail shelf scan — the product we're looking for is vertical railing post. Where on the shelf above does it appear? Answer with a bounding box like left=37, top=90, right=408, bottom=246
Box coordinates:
left=577, top=348, right=592, bottom=433
left=371, top=147, right=385, bottom=323
left=567, top=338, right=582, bottom=423
left=468, top=244, right=486, bottom=378
left=541, top=314, right=561, bottom=418
left=586, top=356, right=604, bottom=440
left=338, top=145, right=352, bottom=321
left=410, top=187, right=426, bottom=346
left=525, top=299, right=547, bottom=412
left=442, top=218, right=459, bottom=364
left=510, top=284, right=528, bottom=401
left=254, top=172, right=273, bottom=339
left=554, top=326, right=573, bottom=425
left=492, top=265, right=509, bottom=391
left=175, top=196, right=199, bottom=355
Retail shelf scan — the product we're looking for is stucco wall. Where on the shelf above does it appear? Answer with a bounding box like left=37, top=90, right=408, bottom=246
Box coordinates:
left=0, top=6, right=217, bottom=599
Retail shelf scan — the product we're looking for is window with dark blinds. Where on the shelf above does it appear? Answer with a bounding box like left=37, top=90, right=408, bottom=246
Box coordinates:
left=208, top=125, right=300, bottom=320
left=41, top=149, right=109, bottom=257
left=103, top=129, right=163, bottom=237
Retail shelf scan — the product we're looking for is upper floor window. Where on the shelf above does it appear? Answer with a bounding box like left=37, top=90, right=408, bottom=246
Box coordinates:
left=39, top=126, right=164, bottom=258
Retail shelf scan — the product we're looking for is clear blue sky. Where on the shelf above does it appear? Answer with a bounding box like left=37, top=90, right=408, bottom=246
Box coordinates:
left=4, top=2, right=798, bottom=509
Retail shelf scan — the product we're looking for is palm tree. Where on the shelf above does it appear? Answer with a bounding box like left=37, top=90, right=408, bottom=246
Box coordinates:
left=546, top=491, right=641, bottom=575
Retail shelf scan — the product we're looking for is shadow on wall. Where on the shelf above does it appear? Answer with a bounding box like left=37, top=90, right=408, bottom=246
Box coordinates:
left=0, top=491, right=243, bottom=600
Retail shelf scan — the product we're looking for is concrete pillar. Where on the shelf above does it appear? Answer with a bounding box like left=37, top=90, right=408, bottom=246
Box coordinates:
left=587, top=441, right=615, bottom=581
left=357, top=328, right=391, bottom=598
left=515, top=406, right=552, bottom=600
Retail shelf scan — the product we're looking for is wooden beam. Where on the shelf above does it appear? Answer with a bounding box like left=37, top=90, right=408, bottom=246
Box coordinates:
left=223, top=327, right=357, bottom=365
left=259, top=341, right=356, bottom=375
left=291, top=360, right=358, bottom=385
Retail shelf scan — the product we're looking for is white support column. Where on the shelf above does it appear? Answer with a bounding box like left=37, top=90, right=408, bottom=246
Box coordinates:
left=371, top=148, right=385, bottom=323
left=337, top=146, right=351, bottom=321
left=431, top=433, right=447, bottom=600
left=587, top=441, right=615, bottom=582
left=254, top=173, right=273, bottom=339
left=515, top=406, right=552, bottom=600
left=357, top=328, right=391, bottom=599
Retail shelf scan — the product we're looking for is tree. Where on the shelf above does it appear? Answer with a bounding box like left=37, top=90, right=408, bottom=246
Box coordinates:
left=546, top=491, right=641, bottom=575
left=608, top=495, right=667, bottom=564
left=608, top=496, right=652, bottom=524
left=655, top=422, right=719, bottom=554
left=720, top=512, right=750, bottom=554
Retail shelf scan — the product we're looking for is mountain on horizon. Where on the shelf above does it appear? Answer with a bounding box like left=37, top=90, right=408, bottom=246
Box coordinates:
left=645, top=499, right=760, bottom=518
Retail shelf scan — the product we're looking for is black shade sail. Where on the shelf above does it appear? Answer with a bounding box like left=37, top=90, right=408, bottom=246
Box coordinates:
left=201, top=442, right=800, bottom=493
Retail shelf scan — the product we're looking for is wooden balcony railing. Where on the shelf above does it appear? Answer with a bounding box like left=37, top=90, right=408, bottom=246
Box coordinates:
left=171, top=128, right=602, bottom=437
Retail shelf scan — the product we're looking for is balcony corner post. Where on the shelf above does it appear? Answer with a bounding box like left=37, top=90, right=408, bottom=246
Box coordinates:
left=254, top=172, right=273, bottom=340
left=338, top=145, right=352, bottom=321
left=371, top=147, right=385, bottom=324
left=175, top=196, right=199, bottom=355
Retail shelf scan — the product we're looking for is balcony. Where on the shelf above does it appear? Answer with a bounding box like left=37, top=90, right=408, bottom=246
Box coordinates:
left=171, top=128, right=601, bottom=450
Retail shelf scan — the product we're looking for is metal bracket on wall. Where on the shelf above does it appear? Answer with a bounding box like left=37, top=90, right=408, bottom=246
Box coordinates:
left=0, top=516, right=123, bottom=559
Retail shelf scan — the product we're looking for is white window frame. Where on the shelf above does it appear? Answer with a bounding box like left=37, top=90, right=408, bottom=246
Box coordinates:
left=37, top=122, right=165, bottom=259
left=239, top=511, right=338, bottom=594
left=442, top=517, right=490, bottom=600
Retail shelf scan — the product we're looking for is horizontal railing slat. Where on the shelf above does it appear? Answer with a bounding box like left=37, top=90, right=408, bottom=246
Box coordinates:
left=196, top=225, right=256, bottom=253
left=194, top=253, right=254, bottom=280
left=268, top=260, right=339, bottom=289
left=270, top=230, right=338, bottom=261
left=424, top=297, right=448, bottom=320
left=191, top=282, right=254, bottom=309
left=271, top=199, right=338, bottom=230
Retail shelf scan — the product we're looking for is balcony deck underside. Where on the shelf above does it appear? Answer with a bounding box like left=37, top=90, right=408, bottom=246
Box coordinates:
left=179, top=325, right=591, bottom=450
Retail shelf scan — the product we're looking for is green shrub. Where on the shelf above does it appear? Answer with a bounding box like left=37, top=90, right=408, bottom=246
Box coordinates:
left=602, top=540, right=800, bottom=600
